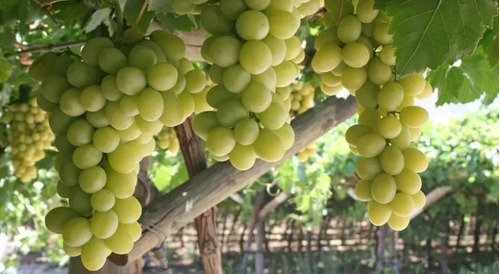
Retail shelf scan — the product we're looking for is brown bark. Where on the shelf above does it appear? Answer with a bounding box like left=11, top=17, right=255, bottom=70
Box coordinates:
left=241, top=190, right=267, bottom=274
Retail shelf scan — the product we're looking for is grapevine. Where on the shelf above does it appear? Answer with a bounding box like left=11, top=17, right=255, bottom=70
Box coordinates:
left=314, top=0, right=432, bottom=231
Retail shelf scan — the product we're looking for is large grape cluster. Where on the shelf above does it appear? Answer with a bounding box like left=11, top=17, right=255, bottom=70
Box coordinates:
left=1, top=96, right=54, bottom=182
left=192, top=0, right=321, bottom=170
left=314, top=0, right=432, bottom=231
left=30, top=30, right=201, bottom=271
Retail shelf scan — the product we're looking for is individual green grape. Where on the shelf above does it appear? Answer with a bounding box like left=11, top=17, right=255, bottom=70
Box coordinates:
left=123, top=27, right=145, bottom=43
left=342, top=42, right=371, bottom=68
left=100, top=75, right=123, bottom=102
left=296, top=0, right=322, bottom=17
left=80, top=237, right=111, bottom=271
left=215, top=99, right=249, bottom=127
left=59, top=160, right=80, bottom=187
left=119, top=222, right=142, bottom=242
left=36, top=93, right=58, bottom=112
left=53, top=54, right=75, bottom=76
left=113, top=196, right=142, bottom=224
left=128, top=45, right=157, bottom=72
left=367, top=57, right=393, bottom=85
left=139, top=40, right=167, bottom=63
left=63, top=244, right=81, bottom=257
left=345, top=125, right=375, bottom=148
left=151, top=30, right=186, bottom=61
left=105, top=101, right=134, bottom=130
left=402, top=147, right=428, bottom=173
left=399, top=73, right=425, bottom=96
left=395, top=168, right=421, bottom=194
left=69, top=186, right=92, bottom=215
left=81, top=37, right=113, bottom=65
left=199, top=5, right=234, bottom=35
left=29, top=52, right=57, bottom=81
left=376, top=116, right=402, bottom=139
left=390, top=192, right=415, bottom=217
left=244, top=0, right=270, bottom=10
left=73, top=144, right=103, bottom=169
left=79, top=166, right=107, bottom=194
left=232, top=118, right=259, bottom=145
left=356, top=133, right=386, bottom=158
left=320, top=81, right=342, bottom=95
left=322, top=72, right=342, bottom=87
left=103, top=227, right=134, bottom=255
left=314, top=27, right=341, bottom=51
left=220, top=0, right=246, bottom=20
left=193, top=111, right=220, bottom=140
left=97, top=47, right=127, bottom=74
left=239, top=40, right=273, bottom=74
left=160, top=92, right=185, bottom=127
left=57, top=181, right=73, bottom=198
left=66, top=62, right=100, bottom=89
left=379, top=145, right=404, bottom=175
left=379, top=44, right=396, bottom=66
left=416, top=81, right=433, bottom=100
left=274, top=60, right=299, bottom=88
left=409, top=127, right=422, bottom=142
left=192, top=88, right=213, bottom=114
left=373, top=21, right=393, bottom=45
left=80, top=85, right=106, bottom=112
left=389, top=125, right=411, bottom=149
left=356, top=157, right=382, bottom=180
left=241, top=82, right=272, bottom=113
left=93, top=127, right=120, bottom=153
left=137, top=88, right=164, bottom=121
left=236, top=10, right=269, bottom=40
left=206, top=85, right=238, bottom=108
left=208, top=36, right=242, bottom=68
left=229, top=144, right=256, bottom=170
left=223, top=64, right=251, bottom=93
left=400, top=106, right=429, bottom=128
left=45, top=207, right=79, bottom=234
left=147, top=62, right=178, bottom=91
left=356, top=0, right=378, bottom=23
left=262, top=35, right=287, bottom=66
left=272, top=123, right=294, bottom=150
left=252, top=129, right=284, bottom=162
left=257, top=102, right=288, bottom=130
left=266, top=0, right=293, bottom=11
left=184, top=69, right=207, bottom=94
left=91, top=189, right=116, bottom=212
left=387, top=214, right=410, bottom=231
left=311, top=43, right=342, bottom=73
left=251, top=67, right=277, bottom=91
left=116, top=66, right=147, bottom=95
left=206, top=127, right=236, bottom=157
left=284, top=36, right=302, bottom=61
left=170, top=0, right=197, bottom=14
left=367, top=200, right=391, bottom=225
left=267, top=10, right=300, bottom=40
left=354, top=180, right=373, bottom=201
left=62, top=217, right=93, bottom=247
left=41, top=75, right=71, bottom=103
left=337, top=15, right=362, bottom=43
left=107, top=143, right=139, bottom=174
left=341, top=66, right=367, bottom=92
left=355, top=81, right=379, bottom=109
left=90, top=210, right=119, bottom=239
left=135, top=116, right=163, bottom=135
left=67, top=119, right=94, bottom=146
left=378, top=82, right=404, bottom=111
left=371, top=173, right=397, bottom=204
left=411, top=190, right=426, bottom=209
left=59, top=88, right=85, bottom=117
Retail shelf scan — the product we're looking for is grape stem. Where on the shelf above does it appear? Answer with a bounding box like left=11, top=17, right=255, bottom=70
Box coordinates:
left=112, top=0, right=124, bottom=37
left=3, top=40, right=86, bottom=57
left=132, top=0, right=150, bottom=31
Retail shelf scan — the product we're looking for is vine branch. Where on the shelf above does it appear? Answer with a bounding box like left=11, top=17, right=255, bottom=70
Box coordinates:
left=132, top=0, right=150, bottom=30
left=3, top=41, right=86, bottom=58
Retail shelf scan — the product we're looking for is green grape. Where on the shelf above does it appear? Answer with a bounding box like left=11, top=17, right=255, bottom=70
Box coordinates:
left=57, top=181, right=73, bottom=198
left=207, top=64, right=224, bottom=84
left=373, top=22, right=393, bottom=45
left=236, top=10, right=269, bottom=40
left=357, top=133, right=386, bottom=158
left=73, top=144, right=103, bottom=169
left=311, top=43, right=342, bottom=73
left=345, top=124, right=373, bottom=147
left=79, top=166, right=107, bottom=194
left=107, top=143, right=139, bottom=174
left=262, top=35, right=287, bottom=66
left=220, top=0, right=246, bottom=20
left=416, top=81, right=433, bottom=100
left=170, top=0, right=197, bottom=14
left=215, top=99, right=249, bottom=127
left=223, top=64, right=251, bottom=93
left=267, top=10, right=300, bottom=40
left=402, top=147, right=428, bottom=173
left=135, top=116, right=163, bottom=135
left=389, top=125, right=411, bottom=149
left=241, top=82, right=272, bottom=113
left=395, top=169, right=421, bottom=194
left=90, top=210, right=119, bottom=240
left=331, top=61, right=346, bottom=76
left=229, top=144, right=256, bottom=170
left=390, top=192, right=415, bottom=217
left=367, top=200, right=391, bottom=225
left=103, top=227, right=134, bottom=255
left=29, top=52, right=57, bottom=81
left=379, top=44, right=396, bottom=66
left=239, top=40, right=273, bottom=74
left=116, top=66, right=147, bottom=95
left=193, top=111, right=219, bottom=140
left=321, top=81, right=342, bottom=96
left=67, top=62, right=100, bottom=89
left=322, top=72, right=342, bottom=87
left=53, top=54, right=75, bottom=76
left=376, top=116, right=402, bottom=139
left=119, top=222, right=142, bottom=242
left=325, top=0, right=354, bottom=22
left=342, top=42, right=370, bottom=68
left=257, top=102, right=288, bottom=130
left=232, top=118, right=259, bottom=145
left=184, top=69, right=206, bottom=94
left=297, top=0, right=322, bottom=17
left=160, top=92, right=185, bottom=127
left=387, top=214, right=410, bottom=231
left=59, top=160, right=80, bottom=187
left=63, top=244, right=81, bottom=257
left=123, top=28, right=145, bottom=43
left=139, top=40, right=167, bottom=63
left=45, top=207, right=79, bottom=234
left=105, top=101, right=134, bottom=130
left=80, top=85, right=106, bottom=112
left=80, top=237, right=111, bottom=271
left=337, top=15, right=362, bottom=43
left=62, top=217, right=93, bottom=247
left=178, top=92, right=195, bottom=119
left=93, top=127, right=120, bottom=153
left=379, top=145, right=404, bottom=175
left=354, top=180, right=373, bottom=201
left=274, top=60, right=299, bottom=88
left=119, top=95, right=140, bottom=117
left=208, top=36, right=242, bottom=68
left=399, top=73, right=425, bottom=96
left=206, top=127, right=236, bottom=156
left=356, top=0, right=378, bottom=23
left=400, top=106, right=429, bottom=128
left=81, top=37, right=113, bottom=65
left=117, top=122, right=142, bottom=142
left=169, top=73, right=187, bottom=95
left=199, top=5, right=233, bottom=35
left=355, top=81, right=379, bottom=109
left=284, top=36, right=302, bottom=60
left=252, top=129, right=284, bottom=162
left=266, top=0, right=293, bottom=11
left=37, top=93, right=58, bottom=112
left=371, top=173, right=397, bottom=204
left=97, top=47, right=127, bottom=74
left=59, top=88, right=85, bottom=116
left=341, top=66, right=367, bottom=92
left=67, top=119, right=94, bottom=146
left=244, top=0, right=270, bottom=10
left=272, top=123, right=294, bottom=150
left=251, top=67, right=277, bottom=91
left=69, top=187, right=92, bottom=215
left=113, top=196, right=142, bottom=224
left=409, top=127, right=422, bottom=142
left=151, top=30, right=186, bottom=61
left=314, top=27, right=341, bottom=50
left=100, top=75, right=123, bottom=101
left=411, top=190, right=426, bottom=209
left=356, top=157, right=382, bottom=180
left=367, top=57, right=392, bottom=85
left=91, top=189, right=115, bottom=212
left=41, top=75, right=70, bottom=103
left=128, top=45, right=157, bottom=72
left=377, top=82, right=404, bottom=111
left=137, top=88, right=164, bottom=121
left=102, top=170, right=137, bottom=199
left=147, top=62, right=178, bottom=92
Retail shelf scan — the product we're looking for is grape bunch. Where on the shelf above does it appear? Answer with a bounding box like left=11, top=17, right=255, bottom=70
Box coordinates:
left=1, top=96, right=54, bottom=182
left=192, top=0, right=321, bottom=170
left=157, top=127, right=180, bottom=154
left=314, top=0, right=432, bottom=231
left=30, top=30, right=201, bottom=270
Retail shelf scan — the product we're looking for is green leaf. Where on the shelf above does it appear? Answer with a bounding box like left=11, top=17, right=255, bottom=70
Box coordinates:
left=84, top=8, right=112, bottom=33
left=382, top=0, right=497, bottom=76
left=156, top=12, right=197, bottom=32
left=124, top=0, right=156, bottom=33
left=0, top=61, right=12, bottom=83
left=148, top=0, right=171, bottom=14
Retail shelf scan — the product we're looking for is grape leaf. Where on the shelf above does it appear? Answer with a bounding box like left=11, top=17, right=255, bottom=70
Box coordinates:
left=379, top=0, right=497, bottom=76
left=84, top=8, right=111, bottom=33
left=0, top=61, right=12, bottom=83
left=156, top=13, right=197, bottom=32
left=148, top=0, right=171, bottom=14
left=428, top=47, right=498, bottom=106
left=124, top=0, right=156, bottom=33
